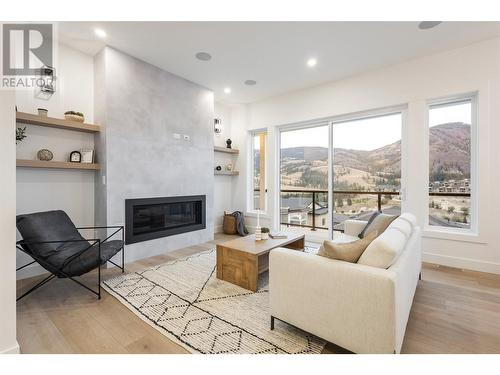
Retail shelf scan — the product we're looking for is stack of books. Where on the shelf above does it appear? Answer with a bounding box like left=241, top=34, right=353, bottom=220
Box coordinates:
left=269, top=232, right=287, bottom=239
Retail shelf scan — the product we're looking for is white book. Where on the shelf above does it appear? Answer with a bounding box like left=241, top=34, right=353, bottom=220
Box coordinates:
left=269, top=232, right=287, bottom=239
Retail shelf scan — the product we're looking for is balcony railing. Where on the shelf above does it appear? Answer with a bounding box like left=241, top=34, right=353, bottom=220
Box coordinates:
left=271, top=188, right=471, bottom=232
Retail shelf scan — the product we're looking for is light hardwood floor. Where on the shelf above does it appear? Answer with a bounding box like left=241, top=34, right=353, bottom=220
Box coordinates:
left=16, top=234, right=500, bottom=354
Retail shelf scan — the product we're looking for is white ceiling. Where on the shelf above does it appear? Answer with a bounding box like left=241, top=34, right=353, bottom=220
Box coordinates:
left=58, top=21, right=500, bottom=104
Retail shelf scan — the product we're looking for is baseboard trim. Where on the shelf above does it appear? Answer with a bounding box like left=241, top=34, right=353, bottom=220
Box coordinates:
left=423, top=252, right=500, bottom=275
left=1, top=342, right=20, bottom=354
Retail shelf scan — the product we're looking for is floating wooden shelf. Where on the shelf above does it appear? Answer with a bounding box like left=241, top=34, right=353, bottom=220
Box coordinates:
left=16, top=112, right=101, bottom=133
left=214, top=146, right=239, bottom=154
left=214, top=170, right=239, bottom=176
left=17, top=159, right=101, bottom=171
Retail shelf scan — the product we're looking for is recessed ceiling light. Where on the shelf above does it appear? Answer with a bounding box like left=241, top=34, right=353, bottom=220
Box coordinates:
left=418, top=21, right=442, bottom=30
left=195, top=52, right=212, bottom=61
left=223, top=87, right=231, bottom=94
left=306, top=58, right=317, bottom=68
left=94, top=28, right=107, bottom=38
left=244, top=80, right=257, bottom=86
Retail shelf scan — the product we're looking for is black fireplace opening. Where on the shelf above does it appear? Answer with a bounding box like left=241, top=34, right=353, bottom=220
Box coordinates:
left=125, top=195, right=206, bottom=244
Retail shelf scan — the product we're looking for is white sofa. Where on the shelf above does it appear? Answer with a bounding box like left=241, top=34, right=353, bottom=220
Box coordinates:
left=269, top=215, right=421, bottom=354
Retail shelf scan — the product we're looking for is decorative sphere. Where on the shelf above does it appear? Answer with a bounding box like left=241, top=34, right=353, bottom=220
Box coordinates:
left=37, top=149, right=54, bottom=161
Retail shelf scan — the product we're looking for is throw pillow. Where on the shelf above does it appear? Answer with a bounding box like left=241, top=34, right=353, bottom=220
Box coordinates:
left=358, top=213, right=398, bottom=239
left=358, top=211, right=380, bottom=238
left=357, top=226, right=408, bottom=269
left=318, top=231, right=379, bottom=263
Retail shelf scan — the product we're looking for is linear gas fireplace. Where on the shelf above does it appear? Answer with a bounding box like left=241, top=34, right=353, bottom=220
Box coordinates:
left=125, top=195, right=206, bottom=244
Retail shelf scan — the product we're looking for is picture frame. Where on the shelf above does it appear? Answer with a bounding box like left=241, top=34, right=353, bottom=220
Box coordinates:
left=69, top=151, right=82, bottom=163
left=80, top=149, right=94, bottom=164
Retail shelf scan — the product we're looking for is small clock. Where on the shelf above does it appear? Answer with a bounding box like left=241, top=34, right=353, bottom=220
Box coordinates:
left=69, top=151, right=81, bottom=163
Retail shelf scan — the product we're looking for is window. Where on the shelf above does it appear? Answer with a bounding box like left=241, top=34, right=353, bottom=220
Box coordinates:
left=277, top=110, right=403, bottom=240
left=332, top=112, right=402, bottom=229
left=279, top=124, right=329, bottom=236
left=428, top=97, right=474, bottom=231
left=250, top=131, right=267, bottom=212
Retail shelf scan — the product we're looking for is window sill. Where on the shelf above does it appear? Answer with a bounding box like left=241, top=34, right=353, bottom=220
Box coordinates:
left=423, top=227, right=486, bottom=244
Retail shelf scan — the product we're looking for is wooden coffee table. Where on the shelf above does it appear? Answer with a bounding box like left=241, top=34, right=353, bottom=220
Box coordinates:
left=216, top=233, right=305, bottom=292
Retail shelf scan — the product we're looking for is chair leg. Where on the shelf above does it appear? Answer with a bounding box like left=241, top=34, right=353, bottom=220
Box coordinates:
left=98, top=265, right=101, bottom=300
left=270, top=316, right=275, bottom=330
left=98, top=241, right=101, bottom=300
left=121, top=229, right=125, bottom=273
left=419, top=272, right=422, bottom=281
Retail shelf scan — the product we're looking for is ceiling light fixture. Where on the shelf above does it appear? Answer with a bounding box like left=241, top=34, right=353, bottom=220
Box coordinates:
left=306, top=58, right=317, bottom=68
left=418, top=21, right=442, bottom=30
left=224, top=87, right=231, bottom=94
left=244, top=80, right=257, bottom=86
left=195, top=52, right=212, bottom=61
left=94, top=28, right=107, bottom=38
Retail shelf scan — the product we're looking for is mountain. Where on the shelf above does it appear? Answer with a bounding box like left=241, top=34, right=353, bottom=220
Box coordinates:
left=281, top=122, right=470, bottom=182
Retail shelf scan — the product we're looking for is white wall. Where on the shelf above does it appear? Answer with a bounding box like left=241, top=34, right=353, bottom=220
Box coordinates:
left=232, top=37, right=500, bottom=274
left=0, top=90, right=19, bottom=354
left=213, top=102, right=238, bottom=232
left=16, top=44, right=95, bottom=278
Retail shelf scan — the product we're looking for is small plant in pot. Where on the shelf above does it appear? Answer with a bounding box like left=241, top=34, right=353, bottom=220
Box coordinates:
left=64, top=111, right=85, bottom=123
left=16, top=126, right=27, bottom=144
left=261, top=227, right=270, bottom=240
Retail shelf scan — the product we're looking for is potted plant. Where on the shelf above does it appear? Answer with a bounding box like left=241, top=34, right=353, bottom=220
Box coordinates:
left=37, top=108, right=48, bottom=117
left=64, top=111, right=85, bottom=123
left=261, top=227, right=270, bottom=240
left=16, top=126, right=27, bottom=144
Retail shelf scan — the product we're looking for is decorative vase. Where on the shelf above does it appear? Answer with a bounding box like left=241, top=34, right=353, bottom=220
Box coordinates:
left=37, top=149, right=53, bottom=161
left=37, top=108, right=48, bottom=117
left=226, top=138, right=232, bottom=149
left=226, top=163, right=233, bottom=171
left=261, top=232, right=269, bottom=240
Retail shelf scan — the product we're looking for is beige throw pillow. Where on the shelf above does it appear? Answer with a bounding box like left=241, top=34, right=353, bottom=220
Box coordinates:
left=318, top=231, right=379, bottom=263
left=359, top=214, right=398, bottom=239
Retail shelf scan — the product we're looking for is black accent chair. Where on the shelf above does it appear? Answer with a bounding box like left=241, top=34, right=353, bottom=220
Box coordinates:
left=16, top=210, right=125, bottom=301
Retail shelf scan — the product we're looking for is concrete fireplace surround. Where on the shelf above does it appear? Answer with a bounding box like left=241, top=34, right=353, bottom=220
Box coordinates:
left=94, top=47, right=214, bottom=262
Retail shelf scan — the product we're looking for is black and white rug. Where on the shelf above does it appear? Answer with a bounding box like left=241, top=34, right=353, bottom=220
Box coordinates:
left=102, top=249, right=325, bottom=354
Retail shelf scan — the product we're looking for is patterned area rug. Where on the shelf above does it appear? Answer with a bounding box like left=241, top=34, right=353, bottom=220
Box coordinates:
left=102, top=249, right=326, bottom=354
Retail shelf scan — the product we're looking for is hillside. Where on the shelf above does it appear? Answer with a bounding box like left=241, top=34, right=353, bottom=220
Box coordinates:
left=280, top=122, right=470, bottom=188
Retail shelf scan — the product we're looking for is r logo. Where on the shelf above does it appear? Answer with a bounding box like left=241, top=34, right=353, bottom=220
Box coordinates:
left=2, top=24, right=53, bottom=75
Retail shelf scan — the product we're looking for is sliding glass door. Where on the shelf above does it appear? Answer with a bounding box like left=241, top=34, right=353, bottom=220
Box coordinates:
left=331, top=113, right=402, bottom=232
left=279, top=124, right=331, bottom=242
left=278, top=111, right=403, bottom=242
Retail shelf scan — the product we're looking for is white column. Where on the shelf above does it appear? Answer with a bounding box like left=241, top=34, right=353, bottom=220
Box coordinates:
left=0, top=90, right=19, bottom=354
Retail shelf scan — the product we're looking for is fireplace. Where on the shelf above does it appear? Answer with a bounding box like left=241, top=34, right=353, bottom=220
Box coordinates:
left=125, top=195, right=206, bottom=244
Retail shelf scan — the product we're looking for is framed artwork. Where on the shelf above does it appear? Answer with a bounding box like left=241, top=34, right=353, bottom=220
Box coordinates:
left=81, top=149, right=94, bottom=164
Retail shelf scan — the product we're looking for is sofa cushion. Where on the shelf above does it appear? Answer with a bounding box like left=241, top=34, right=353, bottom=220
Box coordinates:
left=318, top=231, right=378, bottom=263
left=399, top=213, right=417, bottom=229
left=388, top=217, right=412, bottom=238
left=357, top=226, right=408, bottom=269
left=358, top=213, right=398, bottom=239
